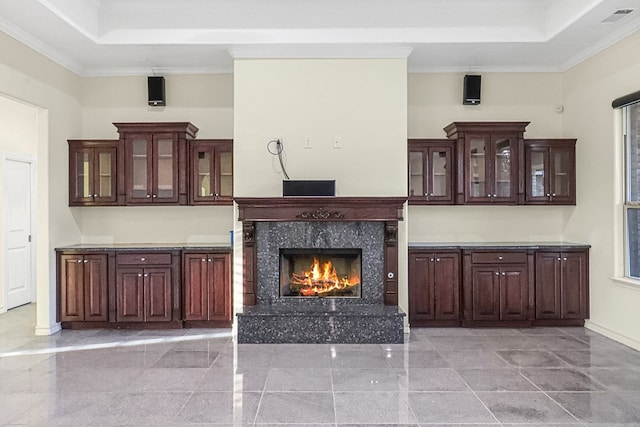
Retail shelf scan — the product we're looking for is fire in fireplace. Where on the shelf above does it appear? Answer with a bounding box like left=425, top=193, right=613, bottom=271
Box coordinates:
left=280, top=248, right=362, bottom=298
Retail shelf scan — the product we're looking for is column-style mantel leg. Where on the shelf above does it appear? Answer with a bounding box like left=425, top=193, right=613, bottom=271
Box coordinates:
left=242, top=221, right=257, bottom=306
left=384, top=221, right=399, bottom=305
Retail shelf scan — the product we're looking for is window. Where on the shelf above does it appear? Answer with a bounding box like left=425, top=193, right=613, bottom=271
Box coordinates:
left=625, top=102, right=640, bottom=279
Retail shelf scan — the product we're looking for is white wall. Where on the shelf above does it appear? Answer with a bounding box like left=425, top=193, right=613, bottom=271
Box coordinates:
left=562, top=31, right=640, bottom=350
left=0, top=32, right=83, bottom=334
left=76, top=74, right=235, bottom=245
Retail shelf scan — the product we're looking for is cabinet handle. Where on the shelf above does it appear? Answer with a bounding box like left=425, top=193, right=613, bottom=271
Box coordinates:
left=141, top=257, right=146, bottom=261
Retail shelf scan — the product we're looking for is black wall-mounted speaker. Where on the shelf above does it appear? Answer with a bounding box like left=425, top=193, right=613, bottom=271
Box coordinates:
left=283, top=180, right=335, bottom=197
left=463, top=74, right=481, bottom=105
left=148, top=76, right=166, bottom=106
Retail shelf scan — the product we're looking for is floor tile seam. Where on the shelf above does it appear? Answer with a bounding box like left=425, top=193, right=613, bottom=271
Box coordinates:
left=536, top=388, right=583, bottom=423
left=517, top=368, right=608, bottom=393
left=462, top=384, right=502, bottom=424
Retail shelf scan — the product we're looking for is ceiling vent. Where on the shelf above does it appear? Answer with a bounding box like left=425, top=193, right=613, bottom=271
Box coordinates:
left=602, top=9, right=635, bottom=23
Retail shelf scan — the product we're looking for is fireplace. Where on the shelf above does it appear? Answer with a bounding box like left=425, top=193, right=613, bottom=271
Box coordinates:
left=280, top=248, right=362, bottom=298
left=234, top=197, right=406, bottom=343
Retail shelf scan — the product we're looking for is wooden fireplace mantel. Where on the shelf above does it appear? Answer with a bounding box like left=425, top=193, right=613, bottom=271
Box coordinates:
left=234, top=197, right=406, bottom=222
left=234, top=197, right=407, bottom=307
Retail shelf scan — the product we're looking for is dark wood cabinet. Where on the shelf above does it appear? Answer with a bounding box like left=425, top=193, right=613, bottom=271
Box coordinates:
left=463, top=249, right=534, bottom=326
left=68, top=140, right=120, bottom=206
left=525, top=139, right=576, bottom=205
left=445, top=122, right=529, bottom=204
left=189, top=140, right=233, bottom=205
left=534, top=249, right=588, bottom=325
left=183, top=251, right=232, bottom=326
left=408, top=139, right=454, bottom=205
left=408, top=250, right=460, bottom=326
left=58, top=253, right=109, bottom=322
left=115, top=251, right=180, bottom=323
left=115, top=122, right=198, bottom=205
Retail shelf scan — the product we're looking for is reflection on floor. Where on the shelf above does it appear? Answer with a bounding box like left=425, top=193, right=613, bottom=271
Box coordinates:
left=1, top=303, right=640, bottom=425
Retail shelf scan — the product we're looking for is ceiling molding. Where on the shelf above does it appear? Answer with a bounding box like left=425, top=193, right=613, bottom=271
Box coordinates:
left=228, top=46, right=414, bottom=60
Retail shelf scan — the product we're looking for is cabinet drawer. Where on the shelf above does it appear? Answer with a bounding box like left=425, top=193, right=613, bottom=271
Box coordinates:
left=471, top=252, right=527, bottom=264
left=117, top=253, right=172, bottom=266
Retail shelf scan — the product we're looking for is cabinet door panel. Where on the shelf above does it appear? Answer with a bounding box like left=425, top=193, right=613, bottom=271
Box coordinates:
left=526, top=147, right=550, bottom=203
left=209, top=255, right=231, bottom=321
left=466, top=135, right=489, bottom=202
left=550, top=147, right=575, bottom=204
left=153, top=134, right=178, bottom=201
left=127, top=135, right=153, bottom=203
left=184, top=254, right=208, bottom=321
left=500, top=266, right=528, bottom=320
left=217, top=148, right=233, bottom=201
left=472, top=266, right=500, bottom=320
left=145, top=268, right=172, bottom=322
left=84, top=255, right=108, bottom=321
left=94, top=148, right=117, bottom=203
left=70, top=148, right=93, bottom=204
left=561, top=253, right=587, bottom=319
left=535, top=252, right=561, bottom=319
left=409, top=254, right=435, bottom=321
left=434, top=253, right=459, bottom=319
left=116, top=268, right=145, bottom=322
left=60, top=255, right=85, bottom=321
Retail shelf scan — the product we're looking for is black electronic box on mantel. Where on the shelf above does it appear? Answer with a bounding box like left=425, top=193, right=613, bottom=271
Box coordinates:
left=283, top=180, right=335, bottom=196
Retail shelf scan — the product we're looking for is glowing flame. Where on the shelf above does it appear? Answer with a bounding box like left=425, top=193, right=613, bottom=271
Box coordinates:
left=290, top=257, right=360, bottom=296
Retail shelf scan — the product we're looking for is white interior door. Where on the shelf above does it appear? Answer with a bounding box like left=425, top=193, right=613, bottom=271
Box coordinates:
left=5, top=158, right=33, bottom=309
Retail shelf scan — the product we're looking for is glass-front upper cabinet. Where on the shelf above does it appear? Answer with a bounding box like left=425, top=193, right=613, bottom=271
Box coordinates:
left=189, top=139, right=233, bottom=205
left=408, top=139, right=454, bottom=205
left=524, top=139, right=576, bottom=205
left=68, top=140, right=119, bottom=206
left=444, top=122, right=529, bottom=204
left=115, top=122, right=198, bottom=205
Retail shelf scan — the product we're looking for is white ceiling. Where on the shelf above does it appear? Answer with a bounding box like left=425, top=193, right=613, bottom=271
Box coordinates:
left=1, top=0, right=640, bottom=76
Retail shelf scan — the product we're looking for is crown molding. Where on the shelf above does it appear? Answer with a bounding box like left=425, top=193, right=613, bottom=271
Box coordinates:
left=228, top=45, right=414, bottom=60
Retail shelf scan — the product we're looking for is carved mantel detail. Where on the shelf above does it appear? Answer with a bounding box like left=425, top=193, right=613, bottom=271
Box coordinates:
left=296, top=208, right=345, bottom=220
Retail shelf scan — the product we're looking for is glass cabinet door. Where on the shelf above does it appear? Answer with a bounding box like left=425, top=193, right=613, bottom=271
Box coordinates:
left=492, top=137, right=513, bottom=199
left=154, top=135, right=175, bottom=200
left=218, top=148, right=233, bottom=199
left=95, top=148, right=117, bottom=202
left=552, top=148, right=571, bottom=199
left=408, top=151, right=424, bottom=197
left=73, top=148, right=92, bottom=202
left=468, top=136, right=487, bottom=200
left=196, top=148, right=212, bottom=199
left=528, top=149, right=547, bottom=199
left=428, top=146, right=452, bottom=202
left=130, top=136, right=151, bottom=201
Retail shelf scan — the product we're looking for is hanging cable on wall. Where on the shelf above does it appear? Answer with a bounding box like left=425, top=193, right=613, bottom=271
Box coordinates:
left=267, top=138, right=291, bottom=180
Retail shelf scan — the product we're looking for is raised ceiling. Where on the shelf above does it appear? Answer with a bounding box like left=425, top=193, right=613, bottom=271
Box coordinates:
left=1, top=0, right=640, bottom=76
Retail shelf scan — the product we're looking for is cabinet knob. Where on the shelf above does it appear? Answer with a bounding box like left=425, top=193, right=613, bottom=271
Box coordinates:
left=436, top=258, right=440, bottom=262
left=83, top=260, right=88, bottom=263
left=493, top=194, right=497, bottom=198
left=563, top=257, right=567, bottom=261
left=487, top=194, right=492, bottom=197
left=202, top=258, right=206, bottom=262
left=144, top=273, right=149, bottom=277
left=152, top=194, right=157, bottom=198
left=495, top=272, right=500, bottom=275
left=138, top=273, right=142, bottom=277
left=93, top=194, right=98, bottom=197
left=502, top=272, right=506, bottom=276
left=430, top=258, right=434, bottom=262
left=429, top=193, right=434, bottom=197
left=210, top=193, right=214, bottom=197
left=141, top=257, right=146, bottom=261
left=557, top=257, right=561, bottom=261
left=77, top=259, right=82, bottom=263
left=146, top=194, right=151, bottom=198
left=498, top=256, right=503, bottom=260
left=552, top=193, right=557, bottom=197
left=546, top=194, right=551, bottom=197
left=208, top=259, right=212, bottom=262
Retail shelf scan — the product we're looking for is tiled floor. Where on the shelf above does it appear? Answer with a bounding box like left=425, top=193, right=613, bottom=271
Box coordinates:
left=1, top=304, right=640, bottom=426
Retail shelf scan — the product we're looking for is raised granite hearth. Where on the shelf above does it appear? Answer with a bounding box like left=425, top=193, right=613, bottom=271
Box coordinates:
left=236, top=305, right=405, bottom=344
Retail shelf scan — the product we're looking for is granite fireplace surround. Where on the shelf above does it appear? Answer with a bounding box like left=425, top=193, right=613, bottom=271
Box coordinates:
left=235, top=197, right=406, bottom=344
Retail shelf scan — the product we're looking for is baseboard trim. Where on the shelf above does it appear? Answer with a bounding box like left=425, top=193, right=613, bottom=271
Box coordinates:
left=35, top=322, right=61, bottom=336
left=585, top=319, right=640, bottom=351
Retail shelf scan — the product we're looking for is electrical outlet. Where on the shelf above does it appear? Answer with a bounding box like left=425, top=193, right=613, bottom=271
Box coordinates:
left=333, top=137, right=342, bottom=149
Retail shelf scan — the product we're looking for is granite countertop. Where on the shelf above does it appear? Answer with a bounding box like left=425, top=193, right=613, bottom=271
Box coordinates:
left=56, top=243, right=232, bottom=251
left=408, top=241, right=591, bottom=250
